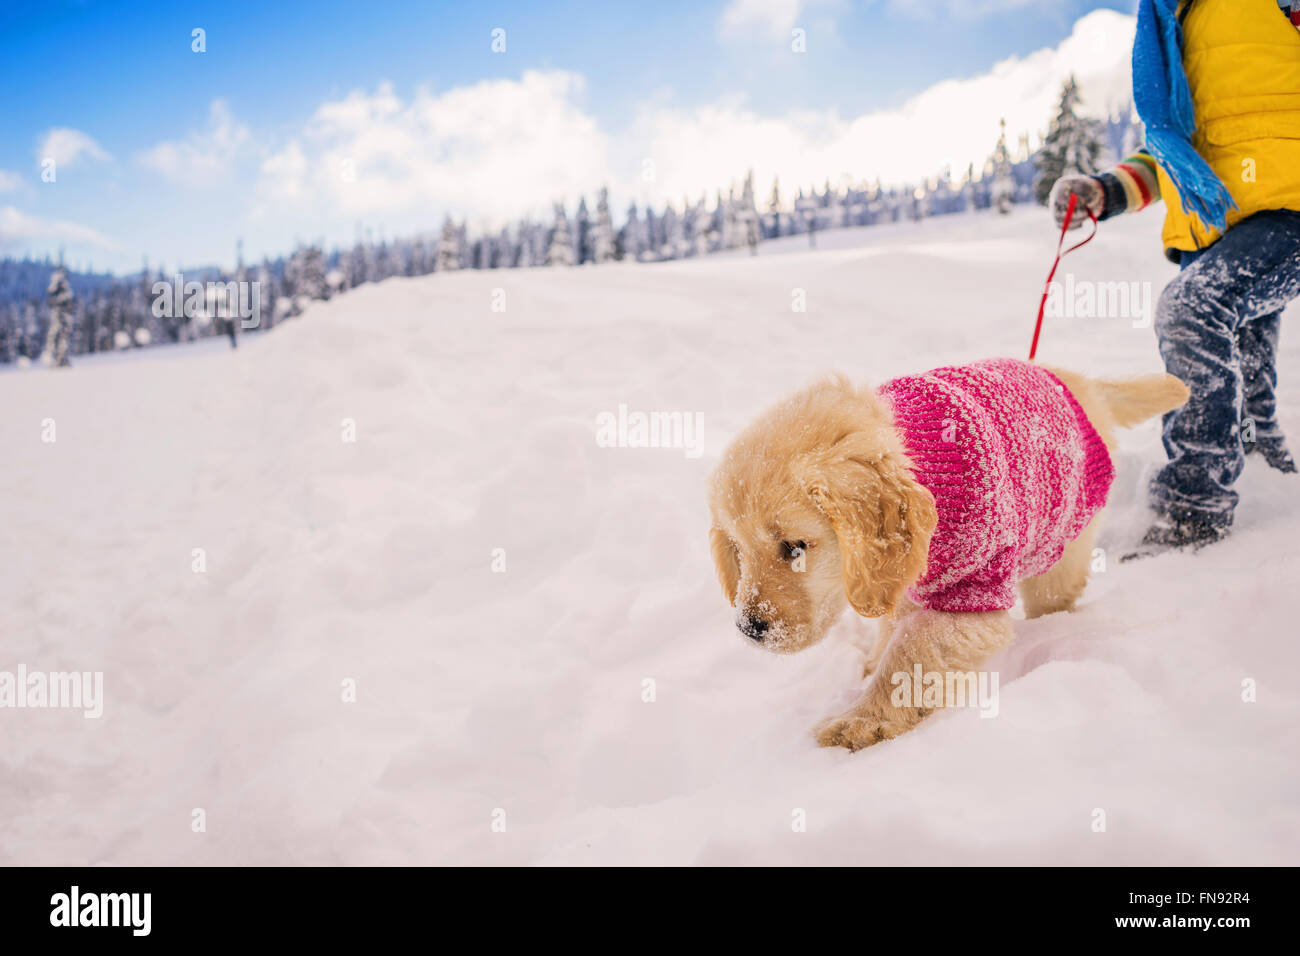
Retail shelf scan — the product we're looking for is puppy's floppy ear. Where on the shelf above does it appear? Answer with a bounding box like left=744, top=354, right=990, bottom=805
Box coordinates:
left=709, top=526, right=740, bottom=606
left=796, top=436, right=936, bottom=618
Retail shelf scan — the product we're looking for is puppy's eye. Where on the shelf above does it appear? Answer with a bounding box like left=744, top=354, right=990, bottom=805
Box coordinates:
left=781, top=540, right=807, bottom=561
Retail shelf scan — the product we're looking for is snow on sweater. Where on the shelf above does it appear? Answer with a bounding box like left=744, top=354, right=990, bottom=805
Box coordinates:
left=878, top=358, right=1114, bottom=613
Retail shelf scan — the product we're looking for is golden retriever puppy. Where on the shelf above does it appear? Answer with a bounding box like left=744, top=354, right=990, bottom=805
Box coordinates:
left=708, top=359, right=1188, bottom=750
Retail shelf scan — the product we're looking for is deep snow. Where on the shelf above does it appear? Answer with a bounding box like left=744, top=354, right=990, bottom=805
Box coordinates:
left=2, top=206, right=1297, bottom=865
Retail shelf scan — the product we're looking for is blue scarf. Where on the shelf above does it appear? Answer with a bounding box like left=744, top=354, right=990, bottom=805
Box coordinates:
left=1132, top=0, right=1237, bottom=231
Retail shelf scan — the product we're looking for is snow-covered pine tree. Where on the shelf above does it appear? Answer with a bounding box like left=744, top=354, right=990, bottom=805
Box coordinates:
left=721, top=186, right=739, bottom=249
left=575, top=197, right=592, bottom=264
left=643, top=206, right=659, bottom=260
left=295, top=245, right=329, bottom=300
left=130, top=261, right=152, bottom=345
left=592, top=188, right=616, bottom=264
left=822, top=177, right=844, bottom=228
left=23, top=302, right=39, bottom=361
left=223, top=239, right=245, bottom=348
left=408, top=237, right=428, bottom=276
left=1033, top=74, right=1105, bottom=205
left=990, top=118, right=1016, bottom=214
left=360, top=229, right=382, bottom=283
left=546, top=204, right=576, bottom=266
left=740, top=170, right=759, bottom=253
left=372, top=239, right=394, bottom=281
left=793, top=188, right=818, bottom=245
left=621, top=201, right=644, bottom=262
left=661, top=205, right=684, bottom=260
left=1120, top=105, right=1145, bottom=159
left=457, top=222, right=470, bottom=269
left=495, top=227, right=513, bottom=268
left=258, top=259, right=277, bottom=330
left=1, top=303, right=18, bottom=362
left=346, top=239, right=369, bottom=289
left=516, top=221, right=536, bottom=269
left=910, top=182, right=927, bottom=222
left=692, top=197, right=713, bottom=256
left=866, top=179, right=885, bottom=224
left=713, top=189, right=727, bottom=248
left=768, top=178, right=782, bottom=238
left=436, top=216, right=461, bottom=272
left=43, top=265, right=73, bottom=368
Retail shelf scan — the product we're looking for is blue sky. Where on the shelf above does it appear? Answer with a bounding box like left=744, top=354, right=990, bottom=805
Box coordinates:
left=0, top=0, right=1137, bottom=274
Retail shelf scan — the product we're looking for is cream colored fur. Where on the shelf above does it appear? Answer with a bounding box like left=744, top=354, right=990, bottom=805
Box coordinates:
left=708, top=366, right=1189, bottom=751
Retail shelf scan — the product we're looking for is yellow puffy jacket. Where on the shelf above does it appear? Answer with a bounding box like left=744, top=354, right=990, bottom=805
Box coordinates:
left=1157, top=0, right=1300, bottom=252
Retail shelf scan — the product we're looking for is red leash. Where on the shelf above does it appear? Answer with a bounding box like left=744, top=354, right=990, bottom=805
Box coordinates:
left=1028, top=192, right=1099, bottom=361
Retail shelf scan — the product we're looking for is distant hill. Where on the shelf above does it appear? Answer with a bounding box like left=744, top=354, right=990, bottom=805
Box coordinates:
left=0, top=257, right=123, bottom=309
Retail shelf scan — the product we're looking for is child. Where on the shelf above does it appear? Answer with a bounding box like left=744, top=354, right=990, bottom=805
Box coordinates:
left=1049, top=0, right=1300, bottom=555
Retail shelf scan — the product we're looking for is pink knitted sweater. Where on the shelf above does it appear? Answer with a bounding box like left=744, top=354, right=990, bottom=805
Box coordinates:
left=878, top=359, right=1113, bottom=613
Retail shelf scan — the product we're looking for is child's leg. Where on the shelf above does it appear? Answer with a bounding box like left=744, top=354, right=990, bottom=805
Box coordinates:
left=1151, top=211, right=1300, bottom=528
left=1238, top=311, right=1282, bottom=439
left=1239, top=311, right=1297, bottom=472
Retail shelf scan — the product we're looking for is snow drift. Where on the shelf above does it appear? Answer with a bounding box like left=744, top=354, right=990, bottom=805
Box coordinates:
left=1, top=206, right=1296, bottom=865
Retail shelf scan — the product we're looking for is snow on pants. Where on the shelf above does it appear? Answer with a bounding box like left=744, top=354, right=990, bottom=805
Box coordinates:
left=1151, top=209, right=1300, bottom=526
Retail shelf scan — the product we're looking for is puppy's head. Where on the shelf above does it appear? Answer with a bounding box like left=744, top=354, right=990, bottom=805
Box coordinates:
left=708, top=375, right=936, bottom=653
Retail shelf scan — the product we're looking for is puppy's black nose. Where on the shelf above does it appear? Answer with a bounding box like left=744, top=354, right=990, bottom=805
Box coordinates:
left=739, top=615, right=769, bottom=642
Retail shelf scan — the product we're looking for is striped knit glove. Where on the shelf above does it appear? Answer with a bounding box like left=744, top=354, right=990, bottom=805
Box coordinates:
left=1048, top=175, right=1105, bottom=230
left=1094, top=152, right=1162, bottom=220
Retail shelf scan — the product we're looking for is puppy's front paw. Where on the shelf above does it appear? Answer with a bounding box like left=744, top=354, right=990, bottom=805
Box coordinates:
left=815, top=713, right=888, bottom=751
left=814, top=705, right=921, bottom=751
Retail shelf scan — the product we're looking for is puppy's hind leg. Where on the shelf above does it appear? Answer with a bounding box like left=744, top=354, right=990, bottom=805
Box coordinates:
left=818, top=606, right=1014, bottom=750
left=1019, top=514, right=1100, bottom=619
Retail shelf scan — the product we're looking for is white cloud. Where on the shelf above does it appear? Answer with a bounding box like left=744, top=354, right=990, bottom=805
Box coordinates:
left=631, top=9, right=1135, bottom=204
left=37, top=128, right=111, bottom=167
left=0, top=169, right=22, bottom=192
left=254, top=71, right=610, bottom=224
left=0, top=206, right=121, bottom=251
left=246, top=9, right=1132, bottom=239
left=259, top=140, right=307, bottom=203
left=137, top=99, right=252, bottom=184
left=719, top=0, right=842, bottom=40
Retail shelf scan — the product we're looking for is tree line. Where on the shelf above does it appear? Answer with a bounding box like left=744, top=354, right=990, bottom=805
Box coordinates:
left=2, top=83, right=1134, bottom=367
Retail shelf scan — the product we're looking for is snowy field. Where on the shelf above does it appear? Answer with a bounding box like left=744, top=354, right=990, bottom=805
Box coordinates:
left=2, top=205, right=1297, bottom=865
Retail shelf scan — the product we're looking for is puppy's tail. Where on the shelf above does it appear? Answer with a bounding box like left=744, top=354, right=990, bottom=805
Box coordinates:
left=1094, top=373, right=1190, bottom=429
